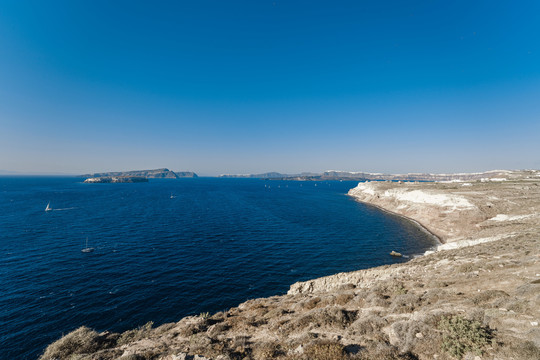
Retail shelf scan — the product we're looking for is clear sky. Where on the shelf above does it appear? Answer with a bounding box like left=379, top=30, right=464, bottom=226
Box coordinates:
left=1, top=1, right=539, bottom=175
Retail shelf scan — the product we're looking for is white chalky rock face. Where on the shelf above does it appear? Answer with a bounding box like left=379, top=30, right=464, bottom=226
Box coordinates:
left=488, top=214, right=535, bottom=221
left=481, top=177, right=508, bottom=182
left=435, top=233, right=516, bottom=251
left=348, top=181, right=498, bottom=244
left=383, top=189, right=475, bottom=209
left=351, top=182, right=475, bottom=210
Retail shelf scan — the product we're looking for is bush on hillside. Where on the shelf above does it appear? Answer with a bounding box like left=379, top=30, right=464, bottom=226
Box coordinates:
left=438, top=315, right=491, bottom=359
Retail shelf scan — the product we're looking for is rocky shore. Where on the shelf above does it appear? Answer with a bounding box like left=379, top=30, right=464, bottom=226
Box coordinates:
left=40, top=171, right=540, bottom=360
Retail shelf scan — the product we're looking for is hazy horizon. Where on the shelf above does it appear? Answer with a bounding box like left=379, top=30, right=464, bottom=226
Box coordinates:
left=0, top=167, right=536, bottom=178
left=1, top=1, right=539, bottom=175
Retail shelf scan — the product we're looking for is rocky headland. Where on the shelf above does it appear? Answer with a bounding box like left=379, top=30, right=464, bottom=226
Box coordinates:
left=41, top=171, right=540, bottom=360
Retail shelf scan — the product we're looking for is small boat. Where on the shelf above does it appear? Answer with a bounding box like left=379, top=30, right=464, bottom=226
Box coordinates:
left=82, top=238, right=95, bottom=253
left=170, top=193, right=175, bottom=199
left=45, top=202, right=52, bottom=212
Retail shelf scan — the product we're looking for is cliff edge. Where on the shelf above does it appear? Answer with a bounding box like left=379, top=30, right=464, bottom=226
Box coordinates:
left=40, top=171, right=540, bottom=360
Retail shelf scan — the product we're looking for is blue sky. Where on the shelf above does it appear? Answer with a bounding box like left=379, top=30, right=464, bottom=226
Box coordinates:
left=1, top=1, right=539, bottom=175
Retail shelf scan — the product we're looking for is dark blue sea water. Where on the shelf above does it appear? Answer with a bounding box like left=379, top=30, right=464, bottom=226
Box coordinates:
left=0, top=177, right=436, bottom=359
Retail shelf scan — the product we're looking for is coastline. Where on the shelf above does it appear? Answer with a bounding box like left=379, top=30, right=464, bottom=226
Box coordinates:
left=288, top=175, right=540, bottom=294
left=39, top=173, right=540, bottom=360
left=353, top=199, right=443, bottom=246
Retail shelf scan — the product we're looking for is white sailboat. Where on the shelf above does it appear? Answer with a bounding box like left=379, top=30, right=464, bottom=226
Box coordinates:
left=81, top=238, right=95, bottom=253
left=45, top=202, right=52, bottom=212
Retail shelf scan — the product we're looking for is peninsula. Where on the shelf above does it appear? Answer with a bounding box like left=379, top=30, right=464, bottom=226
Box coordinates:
left=41, top=170, right=540, bottom=360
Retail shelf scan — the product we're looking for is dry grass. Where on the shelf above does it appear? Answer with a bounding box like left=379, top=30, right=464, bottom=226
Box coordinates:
left=355, top=342, right=418, bottom=360
left=285, top=307, right=357, bottom=332
left=40, top=326, right=117, bottom=360
left=365, top=292, right=391, bottom=307
left=335, top=293, right=354, bottom=306
left=252, top=342, right=285, bottom=360
left=389, top=293, right=423, bottom=314
left=471, top=289, right=509, bottom=306
left=301, top=296, right=322, bottom=310
left=350, top=315, right=388, bottom=336
left=117, top=321, right=154, bottom=345
left=499, top=340, right=540, bottom=360
left=303, top=340, right=346, bottom=360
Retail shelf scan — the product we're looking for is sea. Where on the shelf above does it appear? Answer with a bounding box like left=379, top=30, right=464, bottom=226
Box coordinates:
left=0, top=177, right=437, bottom=359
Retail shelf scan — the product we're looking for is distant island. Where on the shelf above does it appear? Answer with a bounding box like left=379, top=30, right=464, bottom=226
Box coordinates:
left=83, top=176, right=148, bottom=183
left=81, top=168, right=198, bottom=179
left=219, top=171, right=318, bottom=179
left=220, top=169, right=515, bottom=182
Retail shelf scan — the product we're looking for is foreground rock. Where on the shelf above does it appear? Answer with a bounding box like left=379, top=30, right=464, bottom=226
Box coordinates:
left=41, top=171, right=540, bottom=360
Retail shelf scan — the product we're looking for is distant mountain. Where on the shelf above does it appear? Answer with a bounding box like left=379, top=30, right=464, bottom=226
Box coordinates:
left=219, top=170, right=517, bottom=181
left=219, top=172, right=288, bottom=179
left=219, top=172, right=319, bottom=179
left=81, top=168, right=198, bottom=179
left=312, top=170, right=515, bottom=181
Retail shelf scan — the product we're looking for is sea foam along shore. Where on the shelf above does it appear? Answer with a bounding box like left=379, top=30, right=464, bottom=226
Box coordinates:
left=40, top=171, right=540, bottom=360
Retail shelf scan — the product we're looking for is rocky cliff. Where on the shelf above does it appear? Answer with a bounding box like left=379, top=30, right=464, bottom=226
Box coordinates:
left=40, top=170, right=540, bottom=360
left=174, top=171, right=199, bottom=178
left=82, top=169, right=198, bottom=179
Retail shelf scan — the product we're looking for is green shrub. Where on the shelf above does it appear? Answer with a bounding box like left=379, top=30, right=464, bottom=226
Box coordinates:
left=438, top=315, right=491, bottom=359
